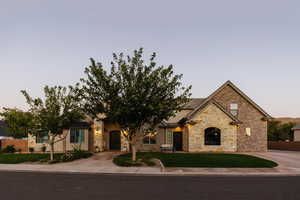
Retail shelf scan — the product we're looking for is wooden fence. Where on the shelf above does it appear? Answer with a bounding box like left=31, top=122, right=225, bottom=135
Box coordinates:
left=268, top=141, right=300, bottom=151
left=0, top=139, right=28, bottom=152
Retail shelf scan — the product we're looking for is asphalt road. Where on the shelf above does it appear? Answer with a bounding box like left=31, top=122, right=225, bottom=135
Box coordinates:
left=0, top=172, right=299, bottom=200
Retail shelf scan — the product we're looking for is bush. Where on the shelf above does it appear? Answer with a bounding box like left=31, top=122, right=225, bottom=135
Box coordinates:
left=2, top=145, right=16, bottom=153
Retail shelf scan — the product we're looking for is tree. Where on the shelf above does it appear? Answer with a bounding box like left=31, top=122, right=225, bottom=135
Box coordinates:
left=80, top=48, right=191, bottom=161
left=268, top=120, right=295, bottom=141
left=0, top=108, right=35, bottom=139
left=21, top=85, right=85, bottom=160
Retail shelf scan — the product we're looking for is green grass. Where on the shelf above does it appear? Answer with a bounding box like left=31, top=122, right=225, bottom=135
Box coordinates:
left=113, top=152, right=278, bottom=168
left=0, top=152, right=92, bottom=164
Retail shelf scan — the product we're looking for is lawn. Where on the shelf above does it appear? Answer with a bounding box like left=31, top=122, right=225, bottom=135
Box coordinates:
left=0, top=152, right=92, bottom=164
left=113, top=152, right=278, bottom=168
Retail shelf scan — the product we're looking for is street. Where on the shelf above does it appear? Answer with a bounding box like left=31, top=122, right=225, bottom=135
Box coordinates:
left=0, top=172, right=299, bottom=200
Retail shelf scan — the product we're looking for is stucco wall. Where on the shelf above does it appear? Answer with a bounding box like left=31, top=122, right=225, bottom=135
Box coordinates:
left=28, top=129, right=90, bottom=152
left=213, top=85, right=267, bottom=151
left=188, top=103, right=238, bottom=152
left=294, top=130, right=300, bottom=142
left=28, top=133, right=65, bottom=152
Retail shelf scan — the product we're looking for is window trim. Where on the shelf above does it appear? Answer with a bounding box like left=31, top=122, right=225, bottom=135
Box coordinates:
left=204, top=127, right=221, bottom=146
left=230, top=103, right=239, bottom=117
left=70, top=128, right=85, bottom=144
left=36, top=135, right=49, bottom=144
left=143, top=132, right=157, bottom=145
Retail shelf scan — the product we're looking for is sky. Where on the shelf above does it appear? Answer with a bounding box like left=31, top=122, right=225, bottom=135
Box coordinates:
left=1, top=0, right=300, bottom=117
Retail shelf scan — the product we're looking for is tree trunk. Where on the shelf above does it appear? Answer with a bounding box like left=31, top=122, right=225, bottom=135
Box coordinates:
left=131, top=144, right=137, bottom=162
left=50, top=140, right=54, bottom=161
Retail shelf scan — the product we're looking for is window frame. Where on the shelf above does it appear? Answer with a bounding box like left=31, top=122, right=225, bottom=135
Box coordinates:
left=36, top=135, right=49, bottom=144
left=230, top=103, right=239, bottom=117
left=204, top=127, right=221, bottom=145
left=70, top=128, right=85, bottom=144
left=143, top=132, right=157, bottom=145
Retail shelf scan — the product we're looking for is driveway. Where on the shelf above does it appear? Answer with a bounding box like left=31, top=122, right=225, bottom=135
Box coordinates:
left=247, top=150, right=300, bottom=172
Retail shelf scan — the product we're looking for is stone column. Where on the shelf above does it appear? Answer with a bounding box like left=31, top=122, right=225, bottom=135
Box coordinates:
left=93, top=119, right=105, bottom=152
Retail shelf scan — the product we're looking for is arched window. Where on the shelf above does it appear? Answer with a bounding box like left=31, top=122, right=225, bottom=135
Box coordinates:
left=205, top=127, right=221, bottom=145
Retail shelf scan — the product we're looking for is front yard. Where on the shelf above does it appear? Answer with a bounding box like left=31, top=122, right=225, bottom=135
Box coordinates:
left=0, top=152, right=92, bottom=164
left=113, top=152, right=278, bottom=168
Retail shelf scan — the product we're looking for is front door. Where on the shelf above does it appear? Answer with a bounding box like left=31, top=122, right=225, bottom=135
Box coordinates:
left=173, top=132, right=183, bottom=151
left=109, top=131, right=121, bottom=150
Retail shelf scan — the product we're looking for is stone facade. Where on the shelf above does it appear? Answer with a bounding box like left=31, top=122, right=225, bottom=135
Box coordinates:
left=213, top=85, right=268, bottom=151
left=188, top=103, right=238, bottom=152
left=26, top=81, right=269, bottom=153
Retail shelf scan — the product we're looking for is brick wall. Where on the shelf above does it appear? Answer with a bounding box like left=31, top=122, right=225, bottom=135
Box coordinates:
left=213, top=85, right=267, bottom=152
left=0, top=139, right=28, bottom=152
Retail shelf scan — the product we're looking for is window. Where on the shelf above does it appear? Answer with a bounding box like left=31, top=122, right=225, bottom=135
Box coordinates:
left=246, top=128, right=251, bottom=136
left=143, top=132, right=157, bottom=144
left=205, top=127, right=221, bottom=145
left=230, top=104, right=238, bottom=116
left=70, top=128, right=85, bottom=143
left=36, top=135, right=48, bottom=144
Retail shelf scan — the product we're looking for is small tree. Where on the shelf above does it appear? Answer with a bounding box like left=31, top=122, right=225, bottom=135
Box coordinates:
left=80, top=48, right=191, bottom=161
left=0, top=108, right=35, bottom=139
left=21, top=85, right=84, bottom=160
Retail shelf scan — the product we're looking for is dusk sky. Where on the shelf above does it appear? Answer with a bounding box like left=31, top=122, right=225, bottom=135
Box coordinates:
left=1, top=0, right=300, bottom=117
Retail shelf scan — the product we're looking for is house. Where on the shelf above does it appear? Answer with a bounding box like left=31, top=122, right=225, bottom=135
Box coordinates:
left=28, top=80, right=272, bottom=153
left=292, top=124, right=300, bottom=141
left=0, top=120, right=28, bottom=151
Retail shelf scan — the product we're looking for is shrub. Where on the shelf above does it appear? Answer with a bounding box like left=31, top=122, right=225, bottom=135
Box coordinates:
left=2, top=145, right=16, bottom=153
left=29, top=147, right=34, bottom=153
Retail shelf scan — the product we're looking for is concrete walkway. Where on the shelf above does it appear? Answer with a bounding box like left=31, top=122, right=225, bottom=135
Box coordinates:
left=0, top=150, right=299, bottom=176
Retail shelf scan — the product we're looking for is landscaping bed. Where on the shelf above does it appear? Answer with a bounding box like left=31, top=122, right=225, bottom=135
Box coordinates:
left=0, top=152, right=93, bottom=164
left=113, top=152, right=278, bottom=168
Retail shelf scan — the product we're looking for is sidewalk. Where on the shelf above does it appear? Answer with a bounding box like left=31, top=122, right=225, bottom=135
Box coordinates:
left=0, top=151, right=299, bottom=176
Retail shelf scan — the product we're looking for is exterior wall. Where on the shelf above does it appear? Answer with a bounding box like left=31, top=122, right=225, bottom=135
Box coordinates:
left=213, top=85, right=267, bottom=151
left=294, top=130, right=300, bottom=141
left=0, top=139, right=28, bottom=152
left=103, top=121, right=129, bottom=152
left=65, top=129, right=89, bottom=151
left=188, top=103, right=238, bottom=152
left=135, top=128, right=165, bottom=152
left=93, top=120, right=105, bottom=152
left=28, top=129, right=90, bottom=152
left=28, top=134, right=65, bottom=152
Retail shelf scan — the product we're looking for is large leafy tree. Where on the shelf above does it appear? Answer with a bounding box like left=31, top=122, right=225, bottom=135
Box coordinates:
left=0, top=108, right=35, bottom=139
left=268, top=120, right=295, bottom=141
left=21, top=85, right=85, bottom=160
left=80, top=48, right=191, bottom=161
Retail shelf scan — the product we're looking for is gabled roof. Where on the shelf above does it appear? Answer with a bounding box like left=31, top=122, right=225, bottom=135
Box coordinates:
left=186, top=99, right=242, bottom=124
left=162, top=80, right=271, bottom=127
left=187, top=80, right=272, bottom=119
left=182, top=98, right=206, bottom=110
left=292, top=123, right=300, bottom=131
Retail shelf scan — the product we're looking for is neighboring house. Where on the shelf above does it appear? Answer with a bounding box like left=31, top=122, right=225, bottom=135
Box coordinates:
left=28, top=80, right=272, bottom=153
left=0, top=120, right=28, bottom=151
left=292, top=124, right=300, bottom=141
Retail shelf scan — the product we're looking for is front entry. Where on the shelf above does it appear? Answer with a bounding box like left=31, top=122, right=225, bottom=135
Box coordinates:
left=173, top=131, right=183, bottom=151
left=109, top=130, right=121, bottom=150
